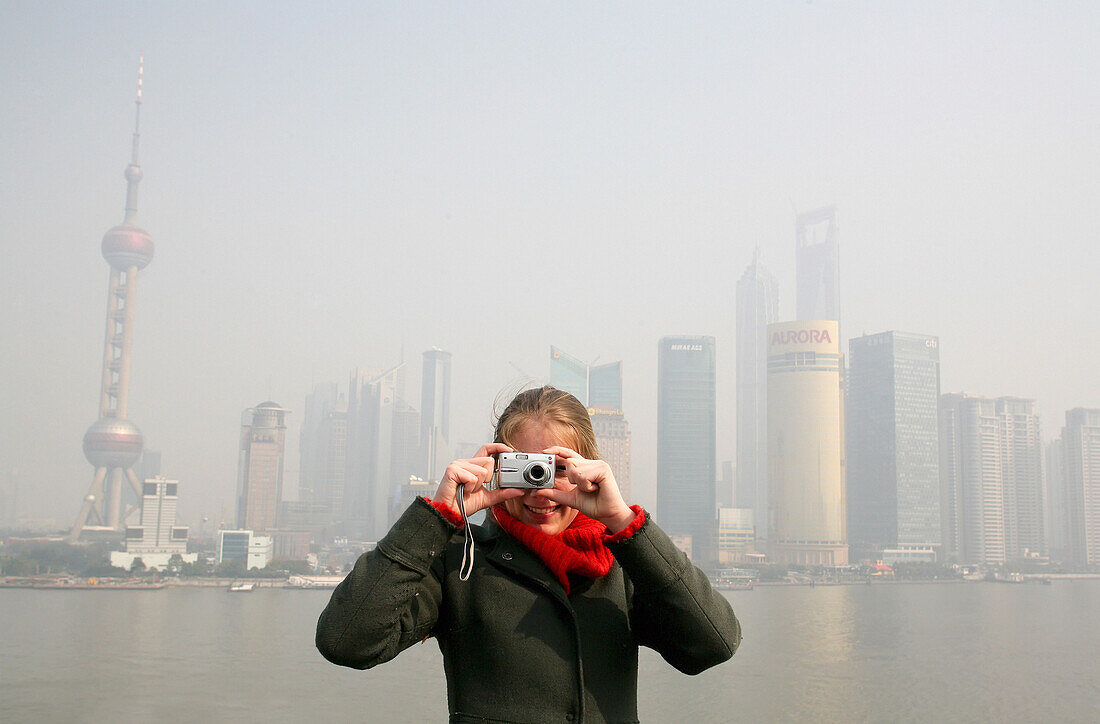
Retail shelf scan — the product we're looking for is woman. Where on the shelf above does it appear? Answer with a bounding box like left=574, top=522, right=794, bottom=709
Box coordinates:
left=316, top=386, right=741, bottom=723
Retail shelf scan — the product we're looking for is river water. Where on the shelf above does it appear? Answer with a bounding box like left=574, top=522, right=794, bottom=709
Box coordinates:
left=2, top=581, right=1098, bottom=722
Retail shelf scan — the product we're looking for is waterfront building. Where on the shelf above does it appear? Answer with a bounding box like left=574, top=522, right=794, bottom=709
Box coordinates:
left=237, top=402, right=290, bottom=533
left=71, top=59, right=156, bottom=542
left=736, top=250, right=778, bottom=540
left=847, top=331, right=941, bottom=561
left=271, top=530, right=311, bottom=561
left=110, top=476, right=197, bottom=571
left=939, top=394, right=1004, bottom=565
left=217, top=529, right=273, bottom=570
left=421, top=349, right=452, bottom=481
left=658, top=336, right=717, bottom=565
left=717, top=507, right=755, bottom=564
left=939, top=394, right=1044, bottom=565
left=1062, top=408, right=1100, bottom=567
left=795, top=206, right=840, bottom=327
left=767, top=320, right=848, bottom=565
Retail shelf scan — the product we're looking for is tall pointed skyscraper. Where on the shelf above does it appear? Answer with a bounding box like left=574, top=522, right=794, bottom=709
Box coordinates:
left=795, top=206, right=840, bottom=328
left=71, top=58, right=155, bottom=541
left=735, top=249, right=777, bottom=541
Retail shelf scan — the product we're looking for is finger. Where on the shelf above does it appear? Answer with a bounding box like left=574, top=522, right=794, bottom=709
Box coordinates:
left=475, top=442, right=514, bottom=458
left=482, top=488, right=525, bottom=508
left=540, top=486, right=580, bottom=509
left=565, top=458, right=599, bottom=491
left=543, top=445, right=582, bottom=460
left=454, top=459, right=494, bottom=484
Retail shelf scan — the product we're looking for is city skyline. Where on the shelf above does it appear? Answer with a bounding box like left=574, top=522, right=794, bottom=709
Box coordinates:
left=2, top=3, right=1098, bottom=528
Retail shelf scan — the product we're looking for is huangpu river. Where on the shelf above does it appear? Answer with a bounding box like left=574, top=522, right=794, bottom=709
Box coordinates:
left=2, top=581, right=1098, bottom=722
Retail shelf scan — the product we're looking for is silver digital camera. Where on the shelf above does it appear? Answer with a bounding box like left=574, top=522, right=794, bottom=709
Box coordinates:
left=491, top=452, right=556, bottom=489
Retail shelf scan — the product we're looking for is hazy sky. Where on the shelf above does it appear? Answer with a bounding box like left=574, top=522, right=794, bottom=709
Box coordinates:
left=1, top=1, right=1097, bottom=526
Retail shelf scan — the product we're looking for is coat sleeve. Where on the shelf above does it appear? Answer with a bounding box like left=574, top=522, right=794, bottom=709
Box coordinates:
left=315, top=497, right=455, bottom=669
left=607, top=513, right=742, bottom=675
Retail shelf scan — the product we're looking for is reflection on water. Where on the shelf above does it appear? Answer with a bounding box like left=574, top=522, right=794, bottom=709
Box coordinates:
left=2, top=582, right=1098, bottom=722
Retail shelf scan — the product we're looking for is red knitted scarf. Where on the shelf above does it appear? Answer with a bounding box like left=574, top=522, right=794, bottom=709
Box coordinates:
left=490, top=505, right=645, bottom=593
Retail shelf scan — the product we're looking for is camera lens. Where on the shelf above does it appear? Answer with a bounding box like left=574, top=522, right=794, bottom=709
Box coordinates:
left=523, top=463, right=548, bottom=486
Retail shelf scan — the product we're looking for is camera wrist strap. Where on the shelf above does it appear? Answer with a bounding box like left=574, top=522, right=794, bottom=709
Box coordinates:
left=456, top=486, right=475, bottom=581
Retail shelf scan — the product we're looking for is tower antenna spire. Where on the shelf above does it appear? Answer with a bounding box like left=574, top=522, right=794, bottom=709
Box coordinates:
left=124, top=54, right=144, bottom=223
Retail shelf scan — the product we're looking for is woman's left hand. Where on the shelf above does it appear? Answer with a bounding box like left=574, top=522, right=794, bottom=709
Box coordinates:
left=540, top=446, right=637, bottom=533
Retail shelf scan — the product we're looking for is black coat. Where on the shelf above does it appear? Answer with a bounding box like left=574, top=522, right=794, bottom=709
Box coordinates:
left=316, top=498, right=741, bottom=723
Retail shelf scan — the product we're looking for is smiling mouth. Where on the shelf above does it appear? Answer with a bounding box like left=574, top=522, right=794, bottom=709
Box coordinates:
left=524, top=503, right=559, bottom=517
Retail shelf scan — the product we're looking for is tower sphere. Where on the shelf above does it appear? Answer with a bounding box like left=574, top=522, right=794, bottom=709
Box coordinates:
left=125, top=164, right=143, bottom=183
left=83, top=417, right=144, bottom=468
left=102, top=224, right=154, bottom=270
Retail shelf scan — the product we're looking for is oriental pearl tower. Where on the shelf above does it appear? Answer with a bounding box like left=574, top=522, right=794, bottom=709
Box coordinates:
left=70, top=58, right=154, bottom=542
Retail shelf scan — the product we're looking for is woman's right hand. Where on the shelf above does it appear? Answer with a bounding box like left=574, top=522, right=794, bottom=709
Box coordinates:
left=433, top=442, right=525, bottom=516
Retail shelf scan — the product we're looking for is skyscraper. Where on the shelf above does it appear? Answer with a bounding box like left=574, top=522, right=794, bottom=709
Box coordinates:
left=549, top=346, right=589, bottom=403
left=657, top=336, right=717, bottom=565
left=1044, top=437, right=1069, bottom=561
left=847, top=332, right=941, bottom=561
left=767, top=321, right=848, bottom=565
left=795, top=206, right=840, bottom=326
left=421, top=349, right=452, bottom=481
left=999, top=398, right=1044, bottom=559
left=345, top=365, right=400, bottom=541
left=735, top=250, right=778, bottom=540
left=1062, top=408, right=1100, bottom=567
left=71, top=59, right=155, bottom=542
left=938, top=394, right=1043, bottom=565
left=237, top=402, right=290, bottom=533
left=300, top=382, right=341, bottom=503
left=300, top=382, right=347, bottom=524
left=588, top=361, right=623, bottom=410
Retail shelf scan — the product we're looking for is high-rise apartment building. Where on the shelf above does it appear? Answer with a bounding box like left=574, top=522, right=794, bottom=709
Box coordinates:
left=1044, top=437, right=1069, bottom=561
left=736, top=250, right=778, bottom=539
left=657, top=336, right=717, bottom=565
left=237, top=402, right=289, bottom=533
left=847, top=332, right=941, bottom=561
left=939, top=394, right=1044, bottom=565
left=1000, top=398, right=1044, bottom=559
left=795, top=206, right=840, bottom=326
left=421, top=349, right=452, bottom=481
left=939, top=394, right=1004, bottom=564
left=1062, top=408, right=1100, bottom=567
left=767, top=321, right=848, bottom=565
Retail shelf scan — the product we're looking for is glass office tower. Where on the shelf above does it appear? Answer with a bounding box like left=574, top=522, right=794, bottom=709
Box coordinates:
left=847, top=331, right=941, bottom=561
left=657, top=336, right=717, bottom=565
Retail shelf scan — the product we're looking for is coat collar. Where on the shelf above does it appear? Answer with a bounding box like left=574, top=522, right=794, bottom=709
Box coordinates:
left=477, top=519, right=573, bottom=608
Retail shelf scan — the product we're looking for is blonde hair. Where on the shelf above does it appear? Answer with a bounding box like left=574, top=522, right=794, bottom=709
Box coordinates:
left=494, top=386, right=599, bottom=459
